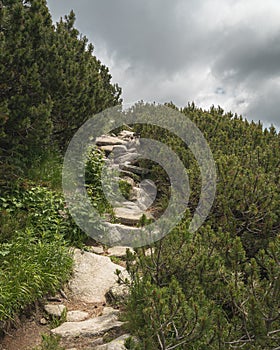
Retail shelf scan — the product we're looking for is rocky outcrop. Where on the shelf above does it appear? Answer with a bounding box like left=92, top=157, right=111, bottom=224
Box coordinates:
left=45, top=248, right=133, bottom=349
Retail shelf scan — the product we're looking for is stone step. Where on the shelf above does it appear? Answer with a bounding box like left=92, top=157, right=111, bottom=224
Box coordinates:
left=119, top=163, right=150, bottom=175
left=114, top=204, right=152, bottom=226
left=112, top=152, right=140, bottom=165
left=96, top=136, right=126, bottom=146
left=51, top=309, right=123, bottom=338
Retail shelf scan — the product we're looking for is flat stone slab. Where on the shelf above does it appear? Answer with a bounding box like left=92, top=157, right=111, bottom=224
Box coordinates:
left=95, top=334, right=132, bottom=349
left=114, top=206, right=144, bottom=225
left=68, top=250, right=126, bottom=304
left=51, top=311, right=123, bottom=338
left=111, top=145, right=128, bottom=156
left=112, top=152, right=140, bottom=165
left=102, top=222, right=140, bottom=246
left=88, top=246, right=104, bottom=255
left=44, top=304, right=66, bottom=317
left=119, top=163, right=149, bottom=175
left=114, top=203, right=153, bottom=225
left=107, top=246, right=134, bottom=257
left=66, top=310, right=89, bottom=322
left=96, top=136, right=126, bottom=146
left=100, top=145, right=115, bottom=153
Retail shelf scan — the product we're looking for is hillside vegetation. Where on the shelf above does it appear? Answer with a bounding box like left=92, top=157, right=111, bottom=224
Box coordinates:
left=0, top=0, right=121, bottom=331
left=125, top=102, right=280, bottom=349
left=0, top=1, right=279, bottom=350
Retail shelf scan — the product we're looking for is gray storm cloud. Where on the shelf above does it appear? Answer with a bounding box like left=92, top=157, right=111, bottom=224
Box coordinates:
left=47, top=0, right=280, bottom=129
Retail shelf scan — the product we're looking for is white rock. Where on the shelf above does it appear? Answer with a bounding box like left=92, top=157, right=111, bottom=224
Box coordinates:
left=106, top=284, right=130, bottom=303
left=95, top=334, right=132, bottom=350
left=66, top=310, right=89, bottom=322
left=44, top=304, right=66, bottom=317
left=88, top=246, right=104, bottom=255
left=100, top=145, right=114, bottom=153
left=101, top=307, right=120, bottom=316
left=107, top=246, right=133, bottom=257
left=51, top=312, right=124, bottom=338
left=114, top=205, right=153, bottom=226
left=96, top=136, right=126, bottom=146
left=103, top=222, right=140, bottom=246
left=40, top=317, right=48, bottom=325
left=118, top=130, right=135, bottom=139
left=68, top=250, right=126, bottom=304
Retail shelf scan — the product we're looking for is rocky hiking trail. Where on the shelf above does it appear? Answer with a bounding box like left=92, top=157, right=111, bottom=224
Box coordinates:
left=1, top=130, right=155, bottom=350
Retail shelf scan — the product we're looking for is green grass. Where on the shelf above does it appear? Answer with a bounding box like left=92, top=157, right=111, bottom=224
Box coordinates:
left=0, top=230, right=73, bottom=322
left=32, top=334, right=65, bottom=350
left=0, top=174, right=81, bottom=324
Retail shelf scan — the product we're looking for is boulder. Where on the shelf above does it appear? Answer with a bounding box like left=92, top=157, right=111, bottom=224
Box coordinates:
left=88, top=246, right=104, bottom=255
left=68, top=250, right=126, bottom=304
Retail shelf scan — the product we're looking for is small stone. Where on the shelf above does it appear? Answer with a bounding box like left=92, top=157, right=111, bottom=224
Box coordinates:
left=107, top=246, right=134, bottom=258
left=40, top=317, right=48, bottom=325
left=88, top=246, right=104, bottom=255
left=44, top=304, right=66, bottom=317
left=106, top=283, right=130, bottom=304
left=66, top=310, right=89, bottom=322
left=145, top=247, right=155, bottom=256
left=111, top=145, right=128, bottom=155
left=121, top=176, right=135, bottom=187
left=118, top=130, right=135, bottom=139
left=95, top=334, right=133, bottom=349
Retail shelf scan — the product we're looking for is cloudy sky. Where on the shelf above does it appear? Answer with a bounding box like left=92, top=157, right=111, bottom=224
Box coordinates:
left=47, top=0, right=280, bottom=129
